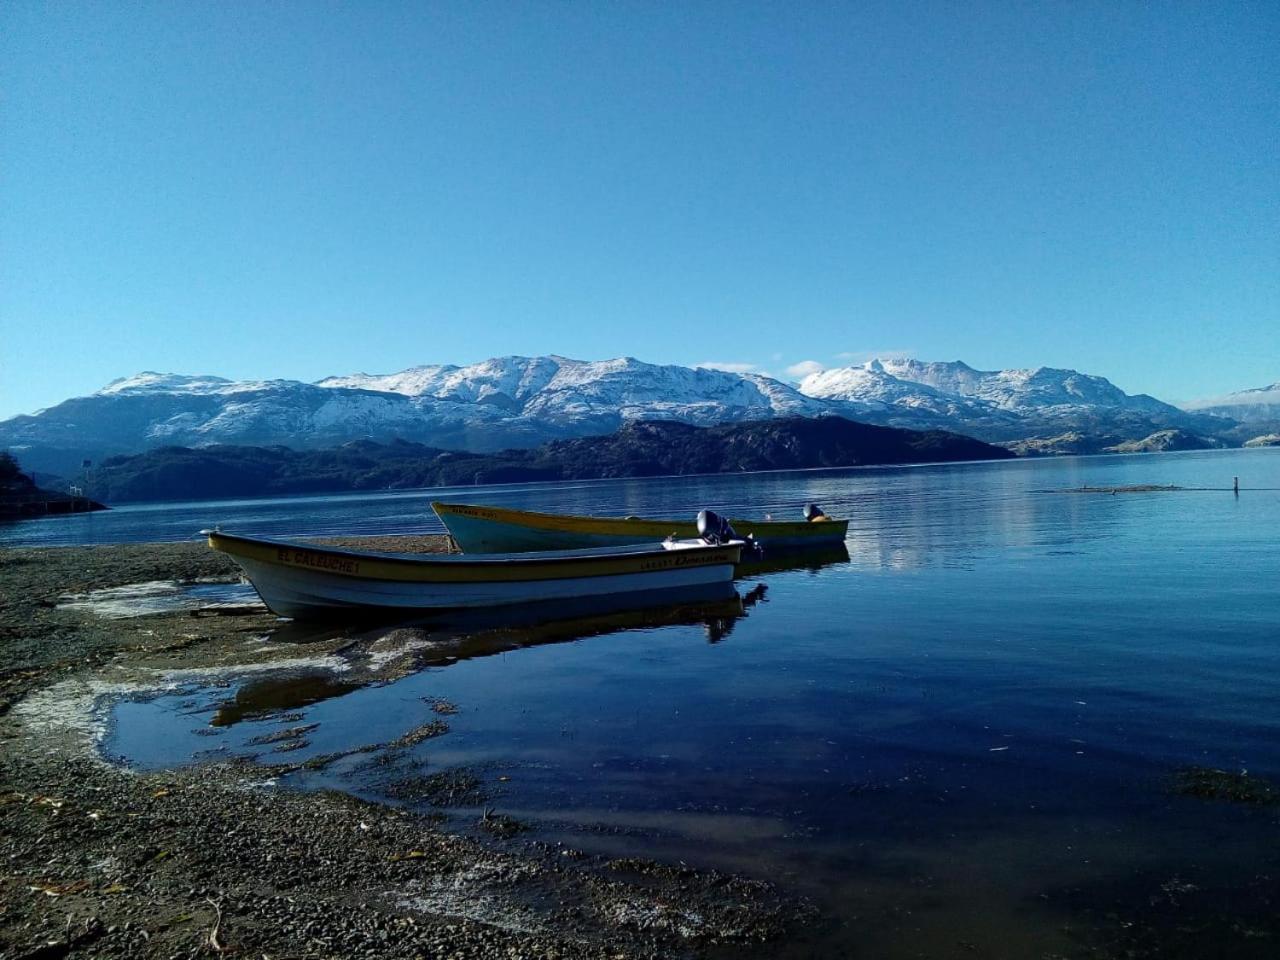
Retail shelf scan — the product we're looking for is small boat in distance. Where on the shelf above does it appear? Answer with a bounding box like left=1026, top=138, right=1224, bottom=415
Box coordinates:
left=206, top=529, right=743, bottom=620
left=432, top=501, right=849, bottom=554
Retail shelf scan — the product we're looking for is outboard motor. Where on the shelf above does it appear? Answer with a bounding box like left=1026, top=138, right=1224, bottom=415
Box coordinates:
left=697, top=509, right=739, bottom=545
left=803, top=503, right=827, bottom=522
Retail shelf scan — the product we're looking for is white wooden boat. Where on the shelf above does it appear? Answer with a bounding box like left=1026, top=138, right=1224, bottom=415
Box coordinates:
left=432, top=502, right=849, bottom=553
left=207, top=530, right=743, bottom=620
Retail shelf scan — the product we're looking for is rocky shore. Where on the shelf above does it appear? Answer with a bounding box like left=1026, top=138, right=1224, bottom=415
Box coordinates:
left=0, top=538, right=806, bottom=959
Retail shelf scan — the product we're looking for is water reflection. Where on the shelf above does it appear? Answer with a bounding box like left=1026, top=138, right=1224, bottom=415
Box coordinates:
left=252, top=544, right=850, bottom=644
left=737, top=543, right=850, bottom=577
left=125, top=581, right=766, bottom=745
left=132, top=548, right=852, bottom=739
left=91, top=450, right=1280, bottom=959
left=112, top=542, right=857, bottom=762
left=212, top=672, right=362, bottom=726
left=268, top=581, right=751, bottom=668
left=13, top=448, right=1275, bottom=550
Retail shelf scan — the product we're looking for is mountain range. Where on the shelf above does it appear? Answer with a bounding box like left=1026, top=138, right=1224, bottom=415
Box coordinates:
left=85, top=417, right=1013, bottom=503
left=1, top=355, right=1272, bottom=475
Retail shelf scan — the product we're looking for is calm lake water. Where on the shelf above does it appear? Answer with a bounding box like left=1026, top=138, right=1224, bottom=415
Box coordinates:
left=25, top=449, right=1280, bottom=957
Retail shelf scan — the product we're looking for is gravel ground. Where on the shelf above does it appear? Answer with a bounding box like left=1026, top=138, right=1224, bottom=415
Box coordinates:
left=0, top=537, right=807, bottom=959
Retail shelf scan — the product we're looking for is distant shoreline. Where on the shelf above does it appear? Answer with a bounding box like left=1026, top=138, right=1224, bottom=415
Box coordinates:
left=76, top=416, right=1014, bottom=504
left=0, top=489, right=108, bottom=521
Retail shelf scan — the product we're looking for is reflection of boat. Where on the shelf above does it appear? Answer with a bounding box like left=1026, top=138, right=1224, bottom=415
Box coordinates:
left=207, top=531, right=743, bottom=619
left=735, top=543, right=851, bottom=578
left=212, top=585, right=748, bottom=724
left=277, top=582, right=748, bottom=654
left=212, top=672, right=363, bottom=726
left=431, top=502, right=849, bottom=553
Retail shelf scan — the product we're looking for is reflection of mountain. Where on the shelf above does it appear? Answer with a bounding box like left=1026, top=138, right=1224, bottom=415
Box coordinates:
left=840, top=467, right=1118, bottom=571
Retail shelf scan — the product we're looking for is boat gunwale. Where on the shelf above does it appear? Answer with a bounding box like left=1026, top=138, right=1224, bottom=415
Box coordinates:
left=207, top=531, right=743, bottom=584
left=208, top=531, right=733, bottom=564
left=431, top=501, right=849, bottom=538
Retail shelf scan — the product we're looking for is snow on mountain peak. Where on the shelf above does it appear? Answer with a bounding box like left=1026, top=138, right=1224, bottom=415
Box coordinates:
left=1185, top=382, right=1280, bottom=421
left=2, top=353, right=1240, bottom=475
left=97, top=373, right=236, bottom=396
left=1187, top=382, right=1280, bottom=408
left=816, top=357, right=1173, bottom=415
left=311, top=355, right=824, bottom=421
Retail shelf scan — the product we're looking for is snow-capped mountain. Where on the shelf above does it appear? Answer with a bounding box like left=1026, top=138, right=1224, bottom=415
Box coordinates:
left=318, top=356, right=824, bottom=421
left=97, top=373, right=243, bottom=396
left=0, top=356, right=831, bottom=475
left=0, top=353, right=1247, bottom=476
left=799, top=359, right=1225, bottom=442
left=1185, top=383, right=1280, bottom=422
left=796, top=363, right=1019, bottom=430
left=1183, top=382, right=1280, bottom=446
left=870, top=359, right=1174, bottom=414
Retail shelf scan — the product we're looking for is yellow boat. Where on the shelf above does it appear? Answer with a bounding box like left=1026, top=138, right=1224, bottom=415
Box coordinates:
left=431, top=501, right=849, bottom=554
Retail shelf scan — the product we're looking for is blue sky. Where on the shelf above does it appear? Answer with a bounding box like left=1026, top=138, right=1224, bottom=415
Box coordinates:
left=2, top=0, right=1276, bottom=419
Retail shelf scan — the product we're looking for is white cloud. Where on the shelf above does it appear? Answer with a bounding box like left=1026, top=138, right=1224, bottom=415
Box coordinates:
left=785, top=360, right=825, bottom=379
left=695, top=361, right=759, bottom=374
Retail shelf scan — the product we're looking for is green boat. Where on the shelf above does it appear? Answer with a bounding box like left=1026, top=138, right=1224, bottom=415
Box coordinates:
left=432, top=501, right=848, bottom=554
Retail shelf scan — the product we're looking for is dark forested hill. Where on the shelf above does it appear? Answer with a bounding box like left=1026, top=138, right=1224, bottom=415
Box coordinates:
left=0, top=450, right=107, bottom=518
left=88, top=417, right=1013, bottom=503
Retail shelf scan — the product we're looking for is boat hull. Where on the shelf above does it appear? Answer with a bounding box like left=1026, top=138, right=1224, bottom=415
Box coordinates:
left=433, top=502, right=849, bottom=553
left=208, top=532, right=741, bottom=619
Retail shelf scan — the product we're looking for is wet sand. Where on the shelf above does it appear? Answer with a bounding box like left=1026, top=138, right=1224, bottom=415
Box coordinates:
left=0, top=537, right=803, bottom=959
